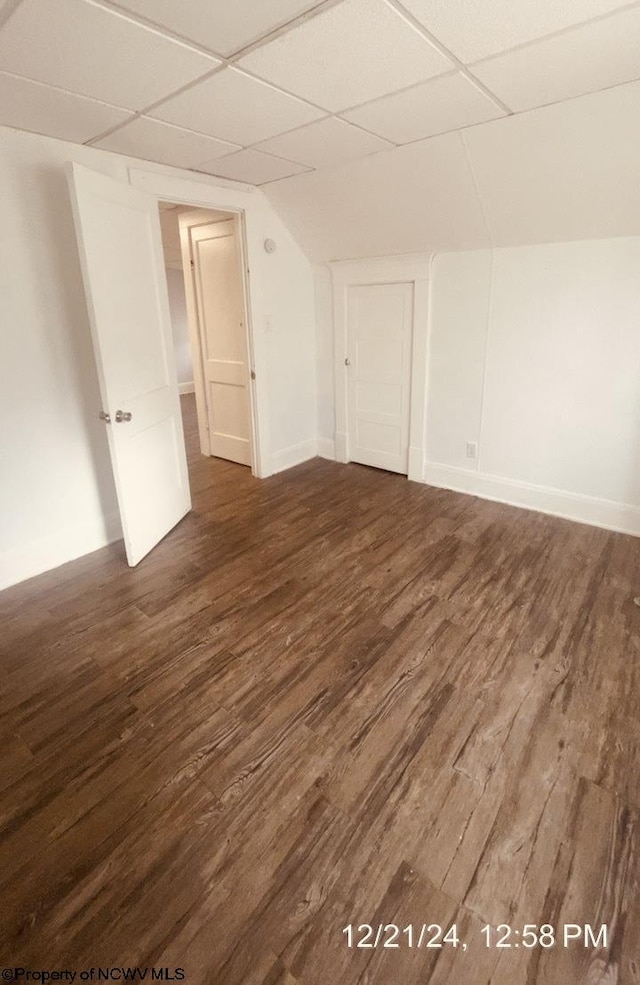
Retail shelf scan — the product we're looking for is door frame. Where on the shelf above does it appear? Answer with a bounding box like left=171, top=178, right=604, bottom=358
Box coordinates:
left=128, top=167, right=269, bottom=478
left=329, top=254, right=434, bottom=482
left=178, top=210, right=253, bottom=465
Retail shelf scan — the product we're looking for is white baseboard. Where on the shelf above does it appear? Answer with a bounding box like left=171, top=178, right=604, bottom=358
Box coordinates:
left=178, top=381, right=195, bottom=395
left=334, top=430, right=348, bottom=463
left=317, top=437, right=336, bottom=460
left=0, top=510, right=123, bottom=591
left=408, top=445, right=424, bottom=483
left=271, top=438, right=318, bottom=474
left=424, top=462, right=640, bottom=537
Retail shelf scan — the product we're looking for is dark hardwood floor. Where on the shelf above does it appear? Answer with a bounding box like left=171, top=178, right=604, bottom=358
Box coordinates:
left=1, top=394, right=638, bottom=984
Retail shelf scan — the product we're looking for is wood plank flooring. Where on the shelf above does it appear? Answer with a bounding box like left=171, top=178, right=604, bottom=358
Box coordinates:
left=0, top=394, right=638, bottom=984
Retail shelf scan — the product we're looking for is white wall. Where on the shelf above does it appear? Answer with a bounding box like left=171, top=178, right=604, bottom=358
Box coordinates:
left=0, top=125, right=317, bottom=589
left=425, top=238, right=640, bottom=534
left=258, top=207, right=317, bottom=473
left=313, top=264, right=335, bottom=459
left=164, top=267, right=194, bottom=389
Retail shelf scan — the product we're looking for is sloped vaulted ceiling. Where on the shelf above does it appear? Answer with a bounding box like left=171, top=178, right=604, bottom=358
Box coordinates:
left=264, top=78, right=640, bottom=261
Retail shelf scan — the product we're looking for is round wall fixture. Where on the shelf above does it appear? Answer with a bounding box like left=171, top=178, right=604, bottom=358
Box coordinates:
left=263, top=238, right=276, bottom=254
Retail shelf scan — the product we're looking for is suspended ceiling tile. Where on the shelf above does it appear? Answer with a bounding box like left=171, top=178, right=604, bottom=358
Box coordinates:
left=397, top=0, right=634, bottom=63
left=0, top=0, right=218, bottom=110
left=196, top=148, right=310, bottom=185
left=343, top=73, right=506, bottom=143
left=471, top=6, right=640, bottom=112
left=237, top=0, right=454, bottom=112
left=0, top=71, right=133, bottom=142
left=254, top=117, right=393, bottom=169
left=151, top=67, right=325, bottom=146
left=93, top=116, right=240, bottom=169
left=109, top=0, right=325, bottom=56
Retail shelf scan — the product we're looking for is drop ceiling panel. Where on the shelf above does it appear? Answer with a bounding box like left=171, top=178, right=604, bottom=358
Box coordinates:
left=0, top=71, right=133, bottom=142
left=196, top=148, right=310, bottom=185
left=151, top=67, right=325, bottom=145
left=343, top=73, right=506, bottom=143
left=472, top=6, right=640, bottom=112
left=255, top=117, right=393, bottom=168
left=0, top=0, right=219, bottom=110
left=398, top=0, right=634, bottom=62
left=110, top=0, right=324, bottom=56
left=94, top=117, right=240, bottom=169
left=237, top=0, right=454, bottom=112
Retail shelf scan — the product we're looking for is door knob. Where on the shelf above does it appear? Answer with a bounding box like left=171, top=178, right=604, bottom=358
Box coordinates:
left=115, top=410, right=132, bottom=423
left=98, top=411, right=111, bottom=423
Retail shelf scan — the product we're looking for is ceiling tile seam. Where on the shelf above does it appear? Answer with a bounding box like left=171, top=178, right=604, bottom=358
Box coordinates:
left=332, top=68, right=460, bottom=116
left=84, top=114, right=142, bottom=146
left=85, top=76, right=337, bottom=155
left=383, top=0, right=513, bottom=114
left=385, top=74, right=640, bottom=152
left=191, top=162, right=314, bottom=187
left=193, top=146, right=315, bottom=172
left=364, top=115, right=498, bottom=149
left=87, top=0, right=227, bottom=59
left=0, top=0, right=23, bottom=31
left=107, top=62, right=229, bottom=131
left=188, top=167, right=258, bottom=191
left=458, top=129, right=494, bottom=249
left=223, top=0, right=347, bottom=61
left=83, top=0, right=345, bottom=66
left=0, top=66, right=137, bottom=113
left=242, top=135, right=393, bottom=169
left=465, top=0, right=640, bottom=68
left=78, top=0, right=222, bottom=63
left=251, top=111, right=400, bottom=150
left=96, top=72, right=640, bottom=183
left=85, top=115, right=244, bottom=152
left=323, top=116, right=400, bottom=147
left=228, top=64, right=336, bottom=115
left=333, top=115, right=401, bottom=146
left=457, top=68, right=514, bottom=115
left=481, top=73, right=640, bottom=116
left=245, top=118, right=397, bottom=161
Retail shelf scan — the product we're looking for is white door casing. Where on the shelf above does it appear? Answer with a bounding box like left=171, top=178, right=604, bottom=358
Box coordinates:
left=346, top=282, right=414, bottom=474
left=68, top=162, right=190, bottom=566
left=181, top=215, right=252, bottom=466
left=330, top=254, right=433, bottom=482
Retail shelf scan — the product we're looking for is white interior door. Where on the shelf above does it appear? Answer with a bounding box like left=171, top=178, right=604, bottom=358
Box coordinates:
left=68, top=162, right=190, bottom=567
left=186, top=217, right=251, bottom=467
left=346, top=282, right=413, bottom=474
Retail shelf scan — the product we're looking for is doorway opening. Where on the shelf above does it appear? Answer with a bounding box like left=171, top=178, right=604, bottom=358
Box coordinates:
left=158, top=200, right=256, bottom=485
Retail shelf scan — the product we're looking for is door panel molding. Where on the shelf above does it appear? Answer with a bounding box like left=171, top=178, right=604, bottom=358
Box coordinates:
left=330, top=254, right=434, bottom=482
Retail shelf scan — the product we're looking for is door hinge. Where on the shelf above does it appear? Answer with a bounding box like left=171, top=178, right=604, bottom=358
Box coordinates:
left=250, top=370, right=256, bottom=381
left=190, top=259, right=194, bottom=268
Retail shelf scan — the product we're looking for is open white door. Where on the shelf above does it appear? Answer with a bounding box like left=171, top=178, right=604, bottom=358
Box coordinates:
left=68, top=162, right=190, bottom=566
left=181, top=215, right=252, bottom=467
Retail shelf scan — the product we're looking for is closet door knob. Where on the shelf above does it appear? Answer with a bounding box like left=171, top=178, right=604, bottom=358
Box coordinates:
left=115, top=410, right=132, bottom=423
